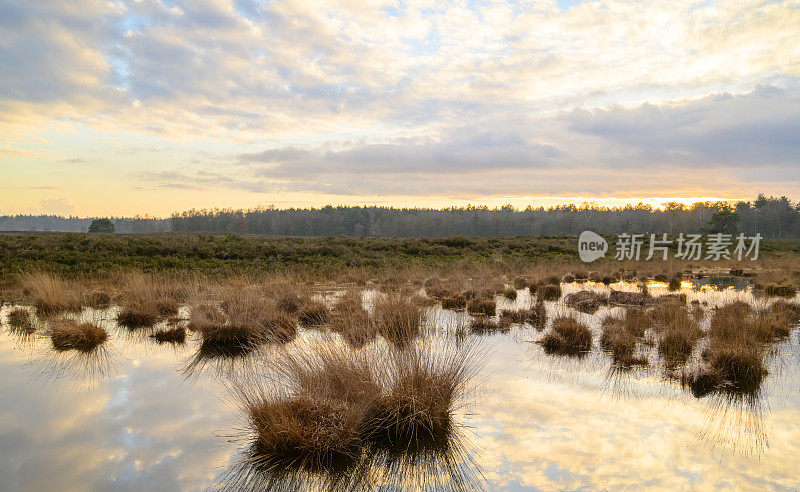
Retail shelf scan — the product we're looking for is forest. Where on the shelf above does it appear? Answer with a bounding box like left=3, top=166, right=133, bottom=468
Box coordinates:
left=2, top=195, right=799, bottom=238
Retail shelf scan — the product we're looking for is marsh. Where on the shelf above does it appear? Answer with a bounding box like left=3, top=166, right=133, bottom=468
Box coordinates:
left=2, top=268, right=800, bottom=490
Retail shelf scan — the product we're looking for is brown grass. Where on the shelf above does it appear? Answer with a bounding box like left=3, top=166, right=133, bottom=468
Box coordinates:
left=51, top=320, right=108, bottom=352
left=369, top=343, right=477, bottom=452
left=232, top=340, right=480, bottom=474
left=441, top=294, right=468, bottom=310
left=150, top=326, right=186, bottom=344
left=501, top=288, right=517, bottom=300
left=499, top=299, right=547, bottom=329
left=329, top=290, right=377, bottom=348
left=467, top=298, right=496, bottom=317
left=536, top=283, right=562, bottom=302
left=116, top=273, right=180, bottom=328
left=654, top=305, right=702, bottom=366
left=600, top=315, right=647, bottom=367
left=86, top=291, right=111, bottom=309
left=190, top=288, right=297, bottom=348
left=539, top=316, right=592, bottom=356
left=7, top=308, right=34, bottom=333
left=373, top=294, right=424, bottom=347
left=469, top=316, right=510, bottom=335
left=564, top=291, right=608, bottom=314
left=764, top=283, right=797, bottom=297
left=21, top=272, right=83, bottom=315
left=297, top=299, right=331, bottom=327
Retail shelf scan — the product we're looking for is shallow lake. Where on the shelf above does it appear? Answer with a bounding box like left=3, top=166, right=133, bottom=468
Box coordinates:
left=2, top=279, right=799, bottom=491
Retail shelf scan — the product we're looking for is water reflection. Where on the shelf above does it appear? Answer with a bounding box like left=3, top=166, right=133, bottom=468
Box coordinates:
left=215, top=427, right=483, bottom=492
left=0, top=279, right=799, bottom=490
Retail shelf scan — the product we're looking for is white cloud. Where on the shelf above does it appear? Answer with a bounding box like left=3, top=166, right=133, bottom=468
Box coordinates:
left=2, top=0, right=800, bottom=208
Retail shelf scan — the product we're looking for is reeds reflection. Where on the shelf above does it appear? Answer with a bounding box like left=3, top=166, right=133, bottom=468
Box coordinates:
left=215, top=425, right=483, bottom=492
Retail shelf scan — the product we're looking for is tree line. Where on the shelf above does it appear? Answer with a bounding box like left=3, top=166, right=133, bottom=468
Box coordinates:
left=2, top=195, right=798, bottom=238
left=169, top=194, right=799, bottom=238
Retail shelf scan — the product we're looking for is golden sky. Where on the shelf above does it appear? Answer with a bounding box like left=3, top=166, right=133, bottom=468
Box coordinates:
left=2, top=0, right=799, bottom=217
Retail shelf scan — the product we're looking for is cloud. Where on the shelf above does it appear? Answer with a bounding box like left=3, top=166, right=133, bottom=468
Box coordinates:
left=28, top=198, right=77, bottom=216
left=4, top=0, right=800, bottom=212
left=219, top=85, right=800, bottom=197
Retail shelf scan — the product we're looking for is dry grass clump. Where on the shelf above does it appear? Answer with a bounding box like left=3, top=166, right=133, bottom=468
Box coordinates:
left=654, top=305, right=702, bottom=365
left=564, top=291, right=608, bottom=314
left=706, top=345, right=767, bottom=394
left=769, top=300, right=800, bottom=325
left=709, top=300, right=792, bottom=344
left=369, top=344, right=477, bottom=452
left=297, top=299, right=331, bottom=327
left=467, top=298, right=496, bottom=317
left=247, top=394, right=366, bottom=473
left=150, top=326, right=186, bottom=344
left=329, top=290, right=377, bottom=347
left=539, top=316, right=592, bottom=356
left=536, top=283, right=562, bottom=302
left=608, top=289, right=652, bottom=307
left=502, top=288, right=517, bottom=300
left=189, top=303, right=227, bottom=332
left=441, top=293, right=468, bottom=310
left=190, top=288, right=297, bottom=349
left=668, top=277, right=682, bottom=291
left=7, top=308, right=34, bottom=333
left=373, top=294, right=424, bottom=347
left=116, top=273, right=180, bottom=328
left=600, top=314, right=648, bottom=367
left=623, top=307, right=650, bottom=337
left=499, top=299, right=546, bottom=329
left=21, top=272, right=83, bottom=315
left=764, top=283, right=797, bottom=297
left=689, top=343, right=768, bottom=397
left=50, top=320, right=108, bottom=352
left=233, top=341, right=480, bottom=475
left=276, top=291, right=303, bottom=314
left=85, top=291, right=111, bottom=309
left=469, top=316, right=510, bottom=335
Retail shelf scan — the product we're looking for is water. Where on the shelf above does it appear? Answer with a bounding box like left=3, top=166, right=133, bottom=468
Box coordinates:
left=2, top=280, right=800, bottom=491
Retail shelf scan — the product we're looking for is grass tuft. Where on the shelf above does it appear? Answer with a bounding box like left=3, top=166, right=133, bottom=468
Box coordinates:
left=51, top=320, right=108, bottom=352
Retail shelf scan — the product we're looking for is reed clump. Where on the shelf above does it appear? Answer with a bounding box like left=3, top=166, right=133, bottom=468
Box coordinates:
left=21, top=272, right=83, bottom=315
left=499, top=299, right=546, bottom=329
left=329, top=290, right=377, bottom=348
left=654, top=305, right=702, bottom=365
left=191, top=288, right=297, bottom=349
left=297, top=299, right=331, bottom=327
left=233, top=341, right=480, bottom=474
left=51, top=320, right=108, bottom=352
left=469, top=316, right=510, bottom=335
left=564, top=291, right=607, bottom=314
left=116, top=273, right=180, bottom=328
left=600, top=315, right=647, bottom=367
left=373, top=294, right=424, bottom=347
left=7, top=308, right=34, bottom=332
left=536, top=283, right=562, bottom=302
left=764, top=283, right=797, bottom=297
left=369, top=344, right=477, bottom=452
left=467, top=298, right=496, bottom=317
left=150, top=326, right=186, bottom=344
left=539, top=316, right=592, bottom=356
left=441, top=293, right=468, bottom=310
left=502, top=288, right=517, bottom=300
left=85, top=291, right=111, bottom=309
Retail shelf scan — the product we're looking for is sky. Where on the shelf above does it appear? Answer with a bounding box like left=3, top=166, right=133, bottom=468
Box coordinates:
left=1, top=0, right=799, bottom=217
